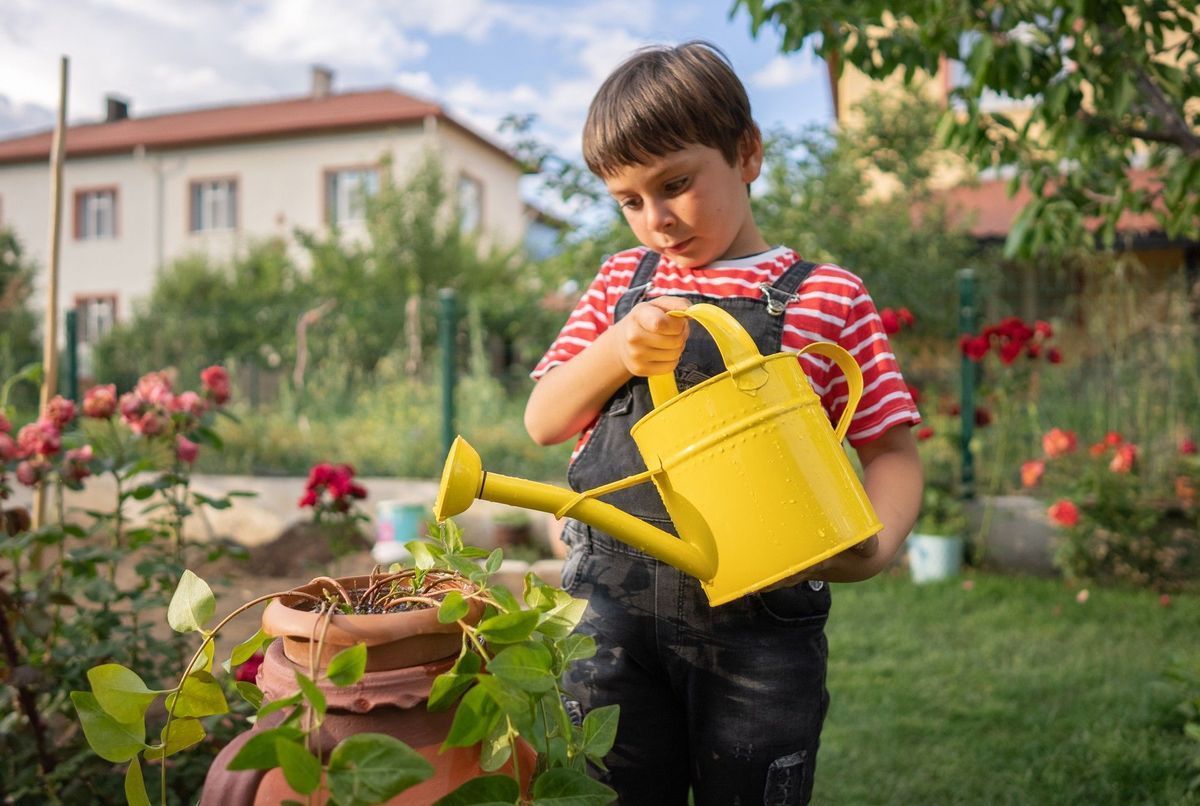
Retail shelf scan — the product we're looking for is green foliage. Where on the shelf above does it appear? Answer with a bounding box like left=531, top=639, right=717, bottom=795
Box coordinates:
left=754, top=89, right=980, bottom=337
left=733, top=0, right=1200, bottom=257
left=93, top=239, right=305, bottom=388
left=0, top=228, right=41, bottom=407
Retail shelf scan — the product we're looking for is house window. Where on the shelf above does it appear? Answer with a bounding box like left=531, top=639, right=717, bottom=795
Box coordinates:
left=75, top=294, right=118, bottom=345
left=189, top=178, right=238, bottom=232
left=458, top=173, right=483, bottom=234
left=325, top=168, right=379, bottom=225
left=75, top=188, right=118, bottom=240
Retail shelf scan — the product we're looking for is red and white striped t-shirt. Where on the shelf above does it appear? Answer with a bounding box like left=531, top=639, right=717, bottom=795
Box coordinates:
left=532, top=246, right=920, bottom=456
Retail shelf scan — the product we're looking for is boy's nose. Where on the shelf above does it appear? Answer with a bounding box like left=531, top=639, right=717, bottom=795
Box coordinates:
left=644, top=198, right=676, bottom=232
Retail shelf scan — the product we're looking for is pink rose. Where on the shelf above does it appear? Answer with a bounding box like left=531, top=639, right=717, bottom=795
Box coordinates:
left=298, top=489, right=319, bottom=508
left=135, top=411, right=165, bottom=437
left=0, top=433, right=15, bottom=461
left=1109, top=443, right=1138, bottom=474
left=172, top=391, right=208, bottom=418
left=136, top=371, right=174, bottom=408
left=1042, top=428, right=1077, bottom=459
left=61, top=445, right=94, bottom=484
left=41, top=395, right=76, bottom=430
left=17, top=422, right=61, bottom=458
left=0, top=412, right=10, bottom=433
left=200, top=365, right=231, bottom=405
left=15, top=460, right=47, bottom=487
left=83, top=384, right=118, bottom=419
left=175, top=435, right=200, bottom=464
left=119, top=392, right=144, bottom=424
left=1180, top=439, right=1198, bottom=456
left=1020, top=460, right=1045, bottom=488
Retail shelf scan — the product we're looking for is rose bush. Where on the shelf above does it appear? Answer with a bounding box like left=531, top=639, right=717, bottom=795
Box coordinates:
left=1021, top=427, right=1199, bottom=589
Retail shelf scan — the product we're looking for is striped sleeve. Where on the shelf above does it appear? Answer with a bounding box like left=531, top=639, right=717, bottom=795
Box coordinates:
left=783, top=266, right=921, bottom=447
left=531, top=248, right=646, bottom=380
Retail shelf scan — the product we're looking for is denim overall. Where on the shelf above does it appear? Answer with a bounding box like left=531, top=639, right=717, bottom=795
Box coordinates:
left=561, top=251, right=832, bottom=805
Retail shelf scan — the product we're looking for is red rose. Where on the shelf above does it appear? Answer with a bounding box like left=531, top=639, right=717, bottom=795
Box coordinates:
left=1034, top=320, right=1053, bottom=339
left=82, top=384, right=118, bottom=419
left=328, top=465, right=355, bottom=499
left=200, top=365, right=231, bottom=405
left=172, top=391, right=209, bottom=418
left=349, top=483, right=368, bottom=500
left=134, top=411, right=165, bottom=437
left=306, top=462, right=336, bottom=489
left=136, top=371, right=174, bottom=409
left=999, top=340, right=1023, bottom=365
left=0, top=412, right=10, bottom=433
left=119, top=392, right=144, bottom=425
left=1180, top=439, right=1198, bottom=456
left=17, top=422, right=60, bottom=458
left=879, top=308, right=900, bottom=334
left=1047, top=499, right=1080, bottom=527
left=898, top=307, right=915, bottom=327
left=1103, top=431, right=1123, bottom=446
left=0, top=433, right=15, bottom=461
left=1020, top=460, right=1045, bottom=488
left=61, top=445, right=94, bottom=484
left=15, top=460, right=47, bottom=487
left=234, top=651, right=264, bottom=684
left=298, top=489, right=319, bottom=508
left=1042, top=427, right=1077, bottom=458
left=959, top=335, right=990, bottom=361
left=1046, top=347, right=1063, bottom=364
left=916, top=427, right=935, bottom=441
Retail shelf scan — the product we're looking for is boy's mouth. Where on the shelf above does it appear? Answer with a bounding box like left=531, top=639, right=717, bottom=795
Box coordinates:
left=662, top=237, right=693, bottom=256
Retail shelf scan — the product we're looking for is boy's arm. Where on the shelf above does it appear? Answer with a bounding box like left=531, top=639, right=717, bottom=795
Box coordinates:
left=770, top=424, right=923, bottom=586
left=525, top=297, right=691, bottom=446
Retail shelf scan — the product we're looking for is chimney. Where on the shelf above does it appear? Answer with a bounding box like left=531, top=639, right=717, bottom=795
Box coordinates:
left=105, top=94, right=130, bottom=122
left=311, top=65, right=334, bottom=99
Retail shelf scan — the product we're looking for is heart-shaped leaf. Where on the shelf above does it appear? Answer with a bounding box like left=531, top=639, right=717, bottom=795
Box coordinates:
left=487, top=642, right=555, bottom=693
left=276, top=737, right=322, bottom=795
left=71, top=691, right=145, bottom=763
left=167, top=570, right=214, bottom=634
left=87, top=664, right=163, bottom=724
left=325, top=642, right=368, bottom=687
left=326, top=733, right=433, bottom=803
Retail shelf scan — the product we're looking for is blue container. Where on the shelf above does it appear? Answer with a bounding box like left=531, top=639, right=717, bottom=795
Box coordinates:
left=373, top=501, right=428, bottom=564
left=907, top=533, right=964, bottom=583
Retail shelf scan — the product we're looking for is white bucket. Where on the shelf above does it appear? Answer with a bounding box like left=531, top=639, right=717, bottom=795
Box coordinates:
left=907, top=534, right=964, bottom=584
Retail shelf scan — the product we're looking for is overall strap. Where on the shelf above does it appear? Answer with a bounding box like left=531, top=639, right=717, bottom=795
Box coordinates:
left=758, top=259, right=819, bottom=316
left=613, top=250, right=662, bottom=321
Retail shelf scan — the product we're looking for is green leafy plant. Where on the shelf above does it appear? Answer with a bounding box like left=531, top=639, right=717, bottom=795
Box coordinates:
left=71, top=519, right=617, bottom=804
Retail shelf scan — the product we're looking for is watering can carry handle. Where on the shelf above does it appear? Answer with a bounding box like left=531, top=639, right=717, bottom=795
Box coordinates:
left=797, top=341, right=863, bottom=443
left=648, top=303, right=764, bottom=409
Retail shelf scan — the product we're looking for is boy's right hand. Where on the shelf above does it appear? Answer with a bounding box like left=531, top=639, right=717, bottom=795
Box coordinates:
left=614, top=296, right=691, bottom=377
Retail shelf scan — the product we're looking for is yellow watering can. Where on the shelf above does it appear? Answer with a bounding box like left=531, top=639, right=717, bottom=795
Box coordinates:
left=435, top=303, right=882, bottom=606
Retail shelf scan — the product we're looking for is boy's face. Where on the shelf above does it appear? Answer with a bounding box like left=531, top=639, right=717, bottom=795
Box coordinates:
left=603, top=139, right=767, bottom=270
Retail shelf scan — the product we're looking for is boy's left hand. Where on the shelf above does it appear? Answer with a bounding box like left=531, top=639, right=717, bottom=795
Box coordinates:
left=761, top=535, right=879, bottom=591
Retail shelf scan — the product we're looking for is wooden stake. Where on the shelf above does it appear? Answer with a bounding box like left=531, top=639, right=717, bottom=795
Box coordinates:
left=33, top=56, right=69, bottom=530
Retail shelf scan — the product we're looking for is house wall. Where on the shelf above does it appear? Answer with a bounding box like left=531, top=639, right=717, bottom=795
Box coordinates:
left=0, top=122, right=526, bottom=336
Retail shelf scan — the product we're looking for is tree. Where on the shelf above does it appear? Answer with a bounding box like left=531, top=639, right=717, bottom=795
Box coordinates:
left=754, top=88, right=980, bottom=335
left=733, top=1, right=1200, bottom=257
left=0, top=229, right=41, bottom=392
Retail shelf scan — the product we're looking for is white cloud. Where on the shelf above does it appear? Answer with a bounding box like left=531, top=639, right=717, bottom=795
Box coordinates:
left=394, top=71, right=439, bottom=100
left=751, top=55, right=818, bottom=89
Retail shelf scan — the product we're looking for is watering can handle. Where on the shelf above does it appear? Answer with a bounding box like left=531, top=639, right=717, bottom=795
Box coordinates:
left=648, top=303, right=764, bottom=409
left=797, top=341, right=863, bottom=443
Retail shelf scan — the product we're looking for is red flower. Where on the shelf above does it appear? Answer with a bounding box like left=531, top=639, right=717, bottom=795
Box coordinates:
left=959, top=335, right=990, bottom=361
left=1025, top=342, right=1042, bottom=359
left=1180, top=439, right=1198, bottom=456
left=306, top=462, right=336, bottom=489
left=879, top=308, right=900, bottom=334
left=916, top=427, right=935, bottom=441
left=175, top=435, right=200, bottom=464
left=235, top=651, right=264, bottom=684
left=907, top=384, right=921, bottom=405
left=349, top=483, right=368, bottom=499
left=898, top=308, right=915, bottom=327
left=0, top=433, right=15, bottom=461
left=298, top=489, right=319, bottom=508
left=200, top=365, right=231, bottom=405
left=1034, top=320, right=1053, bottom=339
left=15, top=460, right=48, bottom=487
left=136, top=371, right=174, bottom=409
left=82, top=384, right=118, bottom=419
left=998, top=340, right=1023, bottom=365
left=974, top=407, right=993, bottom=427
left=41, top=395, right=76, bottom=430
left=172, top=390, right=209, bottom=418
left=134, top=411, right=165, bottom=437
left=0, top=412, right=10, bottom=433
left=1103, top=431, right=1123, bottom=447
left=1047, top=499, right=1080, bottom=527
left=1088, top=442, right=1107, bottom=457
left=1020, top=460, right=1045, bottom=488
left=1108, top=443, right=1137, bottom=473
left=1042, top=428, right=1077, bottom=459
left=119, top=392, right=144, bottom=424
left=1046, top=347, right=1063, bottom=364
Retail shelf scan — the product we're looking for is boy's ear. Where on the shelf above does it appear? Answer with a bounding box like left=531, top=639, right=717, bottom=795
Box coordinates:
left=738, top=129, right=765, bottom=184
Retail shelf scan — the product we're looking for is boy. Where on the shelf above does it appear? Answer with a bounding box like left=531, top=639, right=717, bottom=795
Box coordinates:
left=525, top=41, right=923, bottom=804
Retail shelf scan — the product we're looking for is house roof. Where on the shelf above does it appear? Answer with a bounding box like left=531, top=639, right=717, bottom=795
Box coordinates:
left=0, top=88, right=519, bottom=167
left=941, top=171, right=1165, bottom=242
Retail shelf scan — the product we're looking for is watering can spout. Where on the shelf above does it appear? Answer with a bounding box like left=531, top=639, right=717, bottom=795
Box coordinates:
left=434, top=437, right=718, bottom=581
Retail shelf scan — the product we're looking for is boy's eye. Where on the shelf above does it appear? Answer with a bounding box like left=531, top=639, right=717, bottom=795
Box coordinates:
left=618, top=197, right=642, bottom=211
left=664, top=177, right=689, bottom=194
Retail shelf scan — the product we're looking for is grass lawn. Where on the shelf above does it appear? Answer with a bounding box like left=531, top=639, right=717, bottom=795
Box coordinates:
left=815, top=570, right=1199, bottom=805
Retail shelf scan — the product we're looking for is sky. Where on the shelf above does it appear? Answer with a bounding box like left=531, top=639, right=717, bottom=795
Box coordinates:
left=0, top=0, right=831, bottom=208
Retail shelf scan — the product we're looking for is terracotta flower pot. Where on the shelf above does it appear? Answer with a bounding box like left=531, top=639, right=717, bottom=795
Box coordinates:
left=260, top=573, right=485, bottom=673
left=202, top=641, right=535, bottom=805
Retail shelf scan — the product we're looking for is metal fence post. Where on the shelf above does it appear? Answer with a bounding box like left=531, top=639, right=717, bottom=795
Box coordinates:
left=439, top=288, right=458, bottom=462
left=64, top=308, right=78, bottom=402
left=958, top=268, right=979, bottom=499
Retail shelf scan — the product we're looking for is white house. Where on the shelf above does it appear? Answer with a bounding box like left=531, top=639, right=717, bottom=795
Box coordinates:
left=0, top=68, right=530, bottom=349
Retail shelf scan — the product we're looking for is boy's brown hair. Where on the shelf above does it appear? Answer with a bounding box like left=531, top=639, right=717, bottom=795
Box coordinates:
left=582, top=40, right=759, bottom=178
